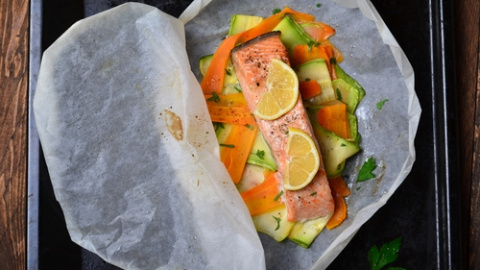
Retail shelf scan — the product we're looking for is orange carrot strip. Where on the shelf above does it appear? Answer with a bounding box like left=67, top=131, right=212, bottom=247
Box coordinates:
left=320, top=39, right=344, bottom=63
left=240, top=173, right=284, bottom=216
left=300, top=21, right=336, bottom=42
left=205, top=93, right=256, bottom=126
left=220, top=124, right=257, bottom=184
left=326, top=189, right=347, bottom=229
left=316, top=100, right=350, bottom=139
left=299, top=80, right=322, bottom=99
left=291, top=44, right=331, bottom=69
left=328, top=175, right=351, bottom=197
left=201, top=7, right=315, bottom=95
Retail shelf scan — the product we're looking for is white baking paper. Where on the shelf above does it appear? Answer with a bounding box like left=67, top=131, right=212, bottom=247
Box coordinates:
left=34, top=0, right=421, bottom=269
left=182, top=0, right=420, bottom=269
left=34, top=3, right=264, bottom=270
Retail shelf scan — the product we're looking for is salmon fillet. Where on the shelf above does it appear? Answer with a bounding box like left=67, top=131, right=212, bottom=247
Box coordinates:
left=231, top=31, right=334, bottom=222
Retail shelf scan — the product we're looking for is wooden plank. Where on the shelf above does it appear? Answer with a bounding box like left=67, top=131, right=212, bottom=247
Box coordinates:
left=0, top=0, right=29, bottom=269
left=454, top=0, right=480, bottom=267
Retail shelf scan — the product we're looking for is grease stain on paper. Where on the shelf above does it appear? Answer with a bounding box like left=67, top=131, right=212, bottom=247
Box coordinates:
left=164, top=109, right=183, bottom=141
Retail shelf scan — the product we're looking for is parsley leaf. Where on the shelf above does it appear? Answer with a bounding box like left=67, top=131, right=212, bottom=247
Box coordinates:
left=357, top=157, right=376, bottom=182
left=219, top=143, right=235, bottom=148
left=272, top=8, right=281, bottom=14
left=273, top=216, right=281, bottom=231
left=244, top=123, right=254, bottom=130
left=274, top=190, right=284, bottom=201
left=310, top=192, right=317, bottom=196
left=255, top=150, right=265, bottom=159
left=368, top=237, right=403, bottom=270
left=213, top=122, right=224, bottom=132
left=336, top=88, right=343, bottom=101
left=207, top=91, right=220, bottom=103
left=376, top=99, right=389, bottom=110
left=316, top=3, right=323, bottom=8
left=234, top=85, right=242, bottom=93
left=225, top=68, right=232, bottom=76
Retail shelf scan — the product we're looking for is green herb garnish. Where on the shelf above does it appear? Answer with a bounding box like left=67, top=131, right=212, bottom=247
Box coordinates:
left=255, top=150, right=265, bottom=159
left=272, top=8, right=281, bottom=14
left=273, top=216, right=281, bottom=231
left=207, top=91, right=220, bottom=103
left=330, top=57, right=337, bottom=65
left=305, top=78, right=311, bottom=82
left=357, top=157, right=376, bottom=182
left=368, top=237, right=404, bottom=270
left=213, top=122, right=224, bottom=131
left=274, top=190, right=284, bottom=201
left=310, top=192, right=317, bottom=196
left=244, top=123, right=254, bottom=130
left=376, top=99, right=389, bottom=110
left=234, top=85, right=242, bottom=93
left=341, top=143, right=346, bottom=147
left=219, top=143, right=235, bottom=148
left=336, top=88, right=343, bottom=101
left=225, top=68, right=232, bottom=76
left=316, top=3, right=323, bottom=8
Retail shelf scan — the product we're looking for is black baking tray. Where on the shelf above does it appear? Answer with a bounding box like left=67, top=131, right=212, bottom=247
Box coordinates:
left=28, top=0, right=462, bottom=269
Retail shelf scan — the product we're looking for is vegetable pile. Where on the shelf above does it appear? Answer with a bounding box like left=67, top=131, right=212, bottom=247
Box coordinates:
left=198, top=7, right=366, bottom=248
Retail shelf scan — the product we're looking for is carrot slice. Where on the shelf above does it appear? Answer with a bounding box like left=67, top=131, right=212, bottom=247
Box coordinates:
left=201, top=7, right=315, bottom=95
left=326, top=189, right=347, bottom=229
left=328, top=175, right=351, bottom=197
left=299, top=80, right=322, bottom=99
left=240, top=173, right=284, bottom=216
left=205, top=93, right=256, bottom=126
left=316, top=100, right=350, bottom=140
left=220, top=123, right=257, bottom=184
left=291, top=44, right=332, bottom=71
left=300, top=21, right=336, bottom=42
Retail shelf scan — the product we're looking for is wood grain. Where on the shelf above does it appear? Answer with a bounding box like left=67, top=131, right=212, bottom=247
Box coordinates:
left=0, top=0, right=29, bottom=269
left=454, top=0, right=480, bottom=267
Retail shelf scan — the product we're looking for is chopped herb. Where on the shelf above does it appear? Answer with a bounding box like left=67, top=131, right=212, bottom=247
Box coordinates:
left=219, top=143, right=235, bottom=148
left=316, top=3, right=323, bottom=8
left=274, top=190, right=284, bottom=201
left=213, top=122, right=224, bottom=131
left=357, top=157, right=377, bottom=182
left=368, top=237, right=403, bottom=270
left=305, top=78, right=311, bottom=82
left=310, top=192, right=317, bottom=196
left=356, top=186, right=361, bottom=191
left=272, top=8, right=281, bottom=14
left=245, top=123, right=254, bottom=130
left=285, top=130, right=289, bottom=135
left=336, top=88, right=343, bottom=101
left=225, top=68, right=232, bottom=76
left=376, top=99, right=389, bottom=110
left=255, top=150, right=265, bottom=159
left=234, top=85, right=242, bottom=93
left=273, top=216, right=281, bottom=231
left=341, top=143, right=346, bottom=147
left=330, top=57, right=337, bottom=65
left=207, top=91, right=220, bottom=103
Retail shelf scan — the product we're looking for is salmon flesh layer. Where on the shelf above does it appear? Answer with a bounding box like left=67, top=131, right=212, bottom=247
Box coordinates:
left=231, top=32, right=334, bottom=222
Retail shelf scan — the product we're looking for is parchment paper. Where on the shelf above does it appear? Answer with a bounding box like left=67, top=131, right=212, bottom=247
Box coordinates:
left=33, top=0, right=421, bottom=269
left=183, top=0, right=420, bottom=268
left=34, top=3, right=264, bottom=269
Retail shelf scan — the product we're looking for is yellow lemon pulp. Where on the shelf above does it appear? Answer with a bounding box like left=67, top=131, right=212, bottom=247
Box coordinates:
left=254, top=58, right=299, bottom=120
left=284, top=127, right=321, bottom=190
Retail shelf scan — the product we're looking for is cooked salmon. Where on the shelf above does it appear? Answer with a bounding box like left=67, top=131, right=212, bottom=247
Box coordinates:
left=231, top=31, right=334, bottom=222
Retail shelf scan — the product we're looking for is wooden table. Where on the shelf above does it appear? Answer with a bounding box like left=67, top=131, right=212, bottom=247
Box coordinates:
left=0, top=0, right=478, bottom=268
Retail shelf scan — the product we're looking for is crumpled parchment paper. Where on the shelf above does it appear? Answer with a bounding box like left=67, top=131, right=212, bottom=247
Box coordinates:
left=33, top=0, right=421, bottom=269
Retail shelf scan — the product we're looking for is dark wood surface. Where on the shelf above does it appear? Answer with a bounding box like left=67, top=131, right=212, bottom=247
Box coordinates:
left=0, top=0, right=29, bottom=269
left=455, top=0, right=480, bottom=268
left=0, top=0, right=478, bottom=269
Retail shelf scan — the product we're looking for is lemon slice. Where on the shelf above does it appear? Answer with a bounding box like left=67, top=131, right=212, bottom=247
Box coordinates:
left=284, top=127, right=321, bottom=190
left=254, top=58, right=299, bottom=120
